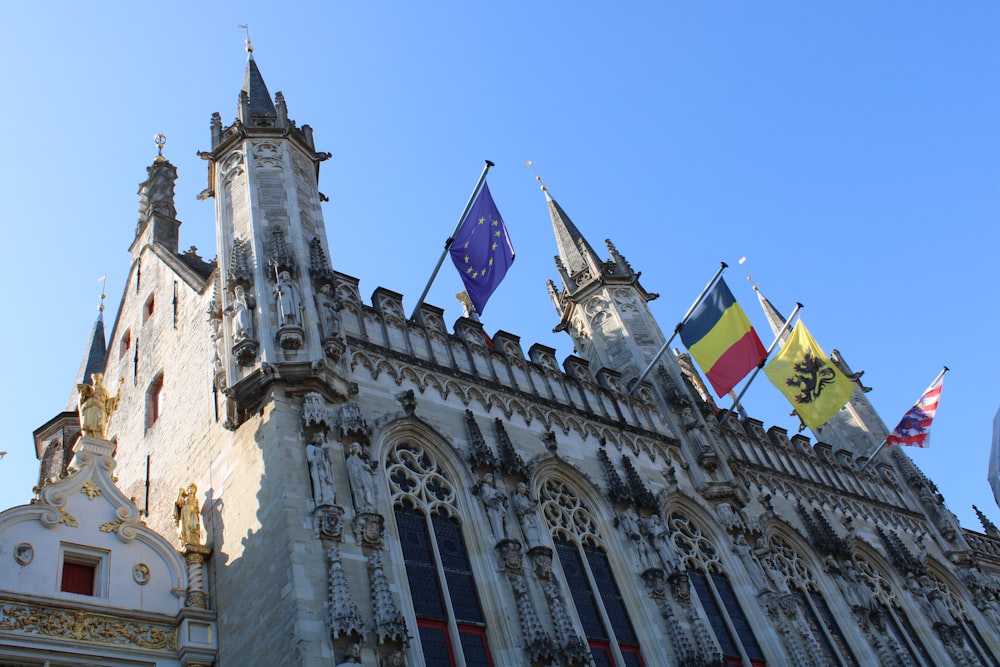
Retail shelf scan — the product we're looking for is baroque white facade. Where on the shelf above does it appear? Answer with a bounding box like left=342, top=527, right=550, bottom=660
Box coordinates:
left=13, top=50, right=1000, bottom=667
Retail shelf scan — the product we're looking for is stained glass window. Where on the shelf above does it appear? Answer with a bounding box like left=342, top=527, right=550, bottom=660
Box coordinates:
left=388, top=442, right=494, bottom=667
left=541, top=476, right=646, bottom=666
left=671, top=513, right=765, bottom=666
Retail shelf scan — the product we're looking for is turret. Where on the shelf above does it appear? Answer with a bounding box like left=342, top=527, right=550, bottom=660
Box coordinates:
left=200, top=43, right=339, bottom=426
left=544, top=188, right=663, bottom=382
left=131, top=135, right=180, bottom=257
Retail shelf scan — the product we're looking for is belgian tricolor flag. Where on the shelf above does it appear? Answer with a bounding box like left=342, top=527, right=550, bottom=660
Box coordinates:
left=679, top=278, right=767, bottom=397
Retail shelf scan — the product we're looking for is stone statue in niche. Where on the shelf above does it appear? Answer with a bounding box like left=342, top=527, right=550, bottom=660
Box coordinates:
left=307, top=432, right=337, bottom=507
left=478, top=472, right=509, bottom=541
left=915, top=574, right=954, bottom=627
left=210, top=318, right=225, bottom=382
left=273, top=270, right=302, bottom=327
left=644, top=513, right=680, bottom=572
left=229, top=284, right=255, bottom=341
left=383, top=649, right=406, bottom=666
left=511, top=482, right=544, bottom=550
left=77, top=373, right=124, bottom=439
left=346, top=443, right=377, bottom=514
left=617, top=507, right=655, bottom=571
left=752, top=535, right=789, bottom=594
left=335, top=642, right=362, bottom=666
left=316, top=283, right=341, bottom=339
left=828, top=557, right=875, bottom=616
left=732, top=533, right=770, bottom=594
left=174, top=484, right=203, bottom=547
left=681, top=406, right=711, bottom=451
left=715, top=502, right=743, bottom=534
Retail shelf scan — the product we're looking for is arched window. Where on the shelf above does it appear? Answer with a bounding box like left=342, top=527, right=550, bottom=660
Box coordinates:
left=922, top=570, right=1000, bottom=666
left=769, top=534, right=858, bottom=666
left=669, top=512, right=765, bottom=667
left=540, top=478, right=645, bottom=666
left=853, top=555, right=933, bottom=665
left=386, top=442, right=494, bottom=666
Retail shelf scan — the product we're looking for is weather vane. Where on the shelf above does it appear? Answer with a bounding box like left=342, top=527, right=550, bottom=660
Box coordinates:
left=154, top=134, right=166, bottom=161
left=523, top=160, right=548, bottom=193
left=239, top=24, right=253, bottom=53
left=98, top=275, right=107, bottom=313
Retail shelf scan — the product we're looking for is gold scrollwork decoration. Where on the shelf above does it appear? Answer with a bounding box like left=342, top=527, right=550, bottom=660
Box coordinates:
left=0, top=600, right=177, bottom=652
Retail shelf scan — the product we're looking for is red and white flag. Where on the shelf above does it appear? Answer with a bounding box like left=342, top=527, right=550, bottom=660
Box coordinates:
left=886, top=369, right=946, bottom=448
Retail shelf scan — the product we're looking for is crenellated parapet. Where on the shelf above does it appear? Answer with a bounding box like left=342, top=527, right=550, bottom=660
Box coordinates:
left=332, top=271, right=677, bottom=457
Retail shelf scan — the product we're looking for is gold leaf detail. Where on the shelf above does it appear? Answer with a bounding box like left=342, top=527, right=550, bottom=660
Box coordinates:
left=82, top=480, right=102, bottom=500
left=100, top=520, right=124, bottom=534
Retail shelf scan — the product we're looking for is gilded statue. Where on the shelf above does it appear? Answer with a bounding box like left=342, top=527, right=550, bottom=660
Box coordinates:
left=77, top=373, right=124, bottom=439
left=174, top=484, right=203, bottom=546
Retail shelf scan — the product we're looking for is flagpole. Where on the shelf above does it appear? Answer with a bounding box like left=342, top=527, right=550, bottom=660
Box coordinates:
left=718, top=302, right=803, bottom=429
left=627, top=261, right=727, bottom=396
left=409, top=160, right=495, bottom=320
left=859, top=365, right=949, bottom=471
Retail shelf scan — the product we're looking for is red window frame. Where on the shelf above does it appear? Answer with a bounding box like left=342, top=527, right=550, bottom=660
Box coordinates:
left=415, top=618, right=494, bottom=667
left=588, top=639, right=645, bottom=666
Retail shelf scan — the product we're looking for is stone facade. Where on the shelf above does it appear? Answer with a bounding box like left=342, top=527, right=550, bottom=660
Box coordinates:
left=21, top=53, right=1000, bottom=667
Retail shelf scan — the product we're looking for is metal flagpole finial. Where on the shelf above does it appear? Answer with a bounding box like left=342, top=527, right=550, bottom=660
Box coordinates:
left=239, top=24, right=253, bottom=54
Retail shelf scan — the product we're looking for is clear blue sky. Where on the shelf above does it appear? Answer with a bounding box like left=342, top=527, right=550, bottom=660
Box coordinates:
left=2, top=3, right=998, bottom=531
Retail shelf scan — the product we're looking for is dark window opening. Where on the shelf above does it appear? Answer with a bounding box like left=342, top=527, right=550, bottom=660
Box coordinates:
left=61, top=560, right=96, bottom=595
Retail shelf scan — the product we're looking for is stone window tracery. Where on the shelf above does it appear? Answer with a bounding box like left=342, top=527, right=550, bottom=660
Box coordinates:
left=854, top=555, right=933, bottom=665
left=539, top=478, right=644, bottom=665
left=669, top=512, right=765, bottom=666
left=386, top=441, right=493, bottom=666
left=925, top=570, right=999, bottom=665
left=769, top=535, right=858, bottom=666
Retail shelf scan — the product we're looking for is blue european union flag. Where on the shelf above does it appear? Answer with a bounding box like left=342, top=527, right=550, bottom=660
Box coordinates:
left=449, top=182, right=514, bottom=315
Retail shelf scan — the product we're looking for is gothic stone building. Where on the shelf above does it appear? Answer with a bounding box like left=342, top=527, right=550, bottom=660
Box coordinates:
left=25, top=52, right=1000, bottom=667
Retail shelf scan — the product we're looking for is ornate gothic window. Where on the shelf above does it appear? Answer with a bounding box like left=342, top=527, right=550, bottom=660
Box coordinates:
left=853, top=555, right=933, bottom=665
left=669, top=513, right=765, bottom=667
left=540, top=478, right=645, bottom=666
left=386, top=442, right=494, bottom=666
left=769, top=535, right=858, bottom=667
left=923, top=571, right=999, bottom=665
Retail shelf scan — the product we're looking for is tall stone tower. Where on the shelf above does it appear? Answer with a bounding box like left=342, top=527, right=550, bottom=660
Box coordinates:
left=86, top=47, right=354, bottom=666
left=206, top=45, right=339, bottom=397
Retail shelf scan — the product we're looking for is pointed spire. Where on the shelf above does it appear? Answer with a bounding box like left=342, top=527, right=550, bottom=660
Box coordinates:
left=65, top=308, right=107, bottom=412
left=974, top=505, right=1000, bottom=538
left=545, top=187, right=603, bottom=284
left=753, top=284, right=789, bottom=340
left=239, top=40, right=277, bottom=125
